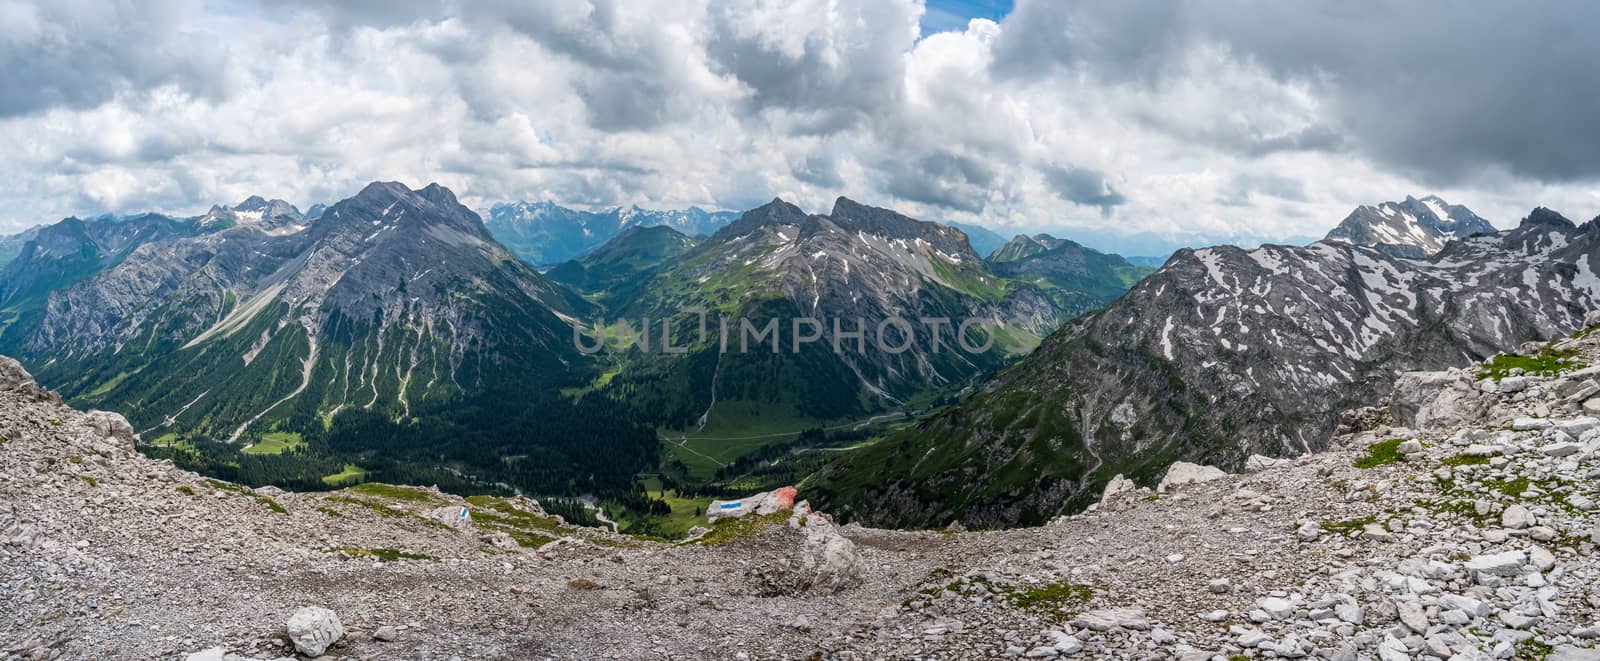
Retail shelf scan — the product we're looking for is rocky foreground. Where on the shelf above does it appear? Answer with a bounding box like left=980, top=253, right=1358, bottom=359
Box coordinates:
left=4, top=319, right=1600, bottom=659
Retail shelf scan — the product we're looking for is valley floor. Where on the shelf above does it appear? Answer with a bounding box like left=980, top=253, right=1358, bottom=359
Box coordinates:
left=3, top=329, right=1600, bottom=659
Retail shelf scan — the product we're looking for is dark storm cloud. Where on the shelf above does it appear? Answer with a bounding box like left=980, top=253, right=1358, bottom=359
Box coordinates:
left=1041, top=165, right=1126, bottom=216
left=882, top=151, right=997, bottom=214
left=991, top=0, right=1600, bottom=185
left=0, top=1, right=232, bottom=118
left=791, top=152, right=845, bottom=188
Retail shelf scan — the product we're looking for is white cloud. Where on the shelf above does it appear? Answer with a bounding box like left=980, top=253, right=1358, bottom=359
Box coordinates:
left=0, top=0, right=1597, bottom=254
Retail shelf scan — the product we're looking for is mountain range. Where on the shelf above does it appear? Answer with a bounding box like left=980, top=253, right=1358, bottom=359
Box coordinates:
left=9, top=184, right=1563, bottom=540
left=0, top=183, right=660, bottom=496
left=484, top=201, right=740, bottom=267
left=0, top=183, right=1156, bottom=512
left=579, top=197, right=1072, bottom=432
left=809, top=202, right=1599, bottom=528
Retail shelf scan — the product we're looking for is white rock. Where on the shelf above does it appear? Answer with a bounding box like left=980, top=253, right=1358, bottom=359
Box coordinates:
left=1245, top=454, right=1290, bottom=472
left=1465, top=550, right=1526, bottom=577
left=1555, top=416, right=1600, bottom=436
left=1200, top=610, right=1229, bottom=622
left=1396, top=600, right=1428, bottom=633
left=184, top=649, right=227, bottom=661
left=1256, top=597, right=1295, bottom=620
left=1071, top=607, right=1150, bottom=631
left=1157, top=462, right=1227, bottom=492
left=1501, top=378, right=1531, bottom=395
left=1048, top=630, right=1083, bottom=654
left=1501, top=504, right=1535, bottom=529
left=85, top=410, right=136, bottom=445
left=1377, top=635, right=1411, bottom=661
left=1439, top=594, right=1488, bottom=618
left=1529, top=526, right=1557, bottom=541
left=1511, top=416, right=1550, bottom=429
left=1099, top=474, right=1137, bottom=503
left=1499, top=611, right=1537, bottom=629
left=286, top=606, right=345, bottom=657
left=1335, top=602, right=1364, bottom=625
left=1550, top=645, right=1600, bottom=660
left=1541, top=441, right=1583, bottom=457
left=425, top=505, right=472, bottom=529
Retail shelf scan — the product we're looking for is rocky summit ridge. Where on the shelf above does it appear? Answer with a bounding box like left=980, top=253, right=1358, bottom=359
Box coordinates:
left=1324, top=195, right=1497, bottom=258
left=6, top=313, right=1600, bottom=658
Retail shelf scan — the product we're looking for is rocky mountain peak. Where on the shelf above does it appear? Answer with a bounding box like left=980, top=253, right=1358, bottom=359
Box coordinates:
left=826, top=197, right=976, bottom=259
left=990, top=233, right=1072, bottom=263
left=1324, top=195, right=1496, bottom=258
left=324, top=181, right=485, bottom=237
left=710, top=197, right=810, bottom=241
left=1522, top=207, right=1576, bottom=230
left=233, top=195, right=302, bottom=221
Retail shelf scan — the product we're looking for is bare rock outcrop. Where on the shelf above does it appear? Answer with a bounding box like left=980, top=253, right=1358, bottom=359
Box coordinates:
left=745, top=512, right=864, bottom=596
left=1390, top=370, right=1492, bottom=430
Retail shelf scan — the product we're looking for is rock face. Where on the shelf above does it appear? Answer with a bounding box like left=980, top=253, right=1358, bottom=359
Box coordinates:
left=4, top=182, right=592, bottom=444
left=285, top=606, right=344, bottom=657
left=813, top=207, right=1600, bottom=528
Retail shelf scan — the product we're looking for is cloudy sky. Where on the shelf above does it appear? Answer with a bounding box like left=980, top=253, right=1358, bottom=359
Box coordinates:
left=4, top=0, right=1599, bottom=254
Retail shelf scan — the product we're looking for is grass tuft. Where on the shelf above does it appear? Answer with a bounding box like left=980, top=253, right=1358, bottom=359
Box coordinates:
left=1477, top=348, right=1583, bottom=381
left=1354, top=438, right=1406, bottom=469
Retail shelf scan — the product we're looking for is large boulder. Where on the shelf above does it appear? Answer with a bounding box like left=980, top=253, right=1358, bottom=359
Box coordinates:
left=745, top=512, right=864, bottom=596
left=1584, top=310, right=1600, bottom=329
left=0, top=356, right=36, bottom=393
left=1099, top=474, right=1137, bottom=504
left=286, top=606, right=344, bottom=657
left=1156, top=462, right=1226, bottom=492
left=85, top=410, right=136, bottom=445
left=425, top=505, right=472, bottom=529
left=1390, top=371, right=1491, bottom=430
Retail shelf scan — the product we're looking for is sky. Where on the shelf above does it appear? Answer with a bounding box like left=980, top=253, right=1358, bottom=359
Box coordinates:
left=3, top=0, right=1600, bottom=255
